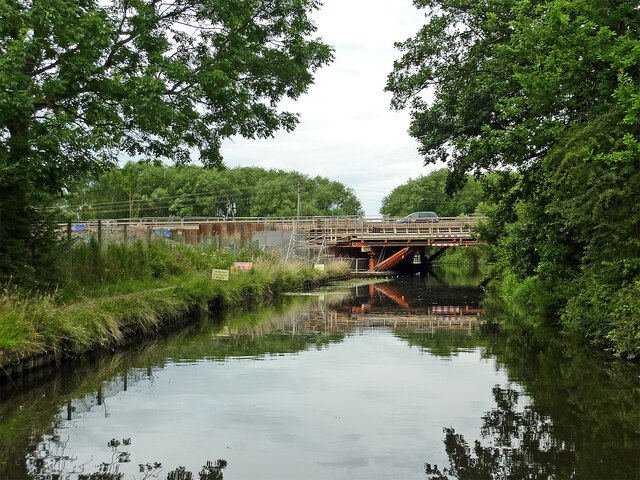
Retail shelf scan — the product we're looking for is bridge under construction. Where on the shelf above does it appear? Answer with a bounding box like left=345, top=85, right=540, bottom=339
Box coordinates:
left=66, top=216, right=484, bottom=273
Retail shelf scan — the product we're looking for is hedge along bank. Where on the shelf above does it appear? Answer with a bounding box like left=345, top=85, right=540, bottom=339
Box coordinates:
left=0, top=240, right=350, bottom=382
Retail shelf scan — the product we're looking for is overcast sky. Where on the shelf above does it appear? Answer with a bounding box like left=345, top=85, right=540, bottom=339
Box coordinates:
left=220, top=0, right=438, bottom=216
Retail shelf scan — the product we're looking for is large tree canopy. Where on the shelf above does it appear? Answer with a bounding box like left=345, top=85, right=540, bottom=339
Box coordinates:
left=386, top=0, right=640, bottom=356
left=386, top=0, right=639, bottom=189
left=0, top=0, right=332, bottom=275
left=1, top=0, right=332, bottom=180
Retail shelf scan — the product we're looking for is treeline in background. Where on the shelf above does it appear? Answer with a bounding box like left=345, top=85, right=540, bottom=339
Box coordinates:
left=380, top=168, right=486, bottom=217
left=53, top=163, right=364, bottom=220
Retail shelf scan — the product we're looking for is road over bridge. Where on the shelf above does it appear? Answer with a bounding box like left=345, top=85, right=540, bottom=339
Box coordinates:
left=303, top=216, right=485, bottom=272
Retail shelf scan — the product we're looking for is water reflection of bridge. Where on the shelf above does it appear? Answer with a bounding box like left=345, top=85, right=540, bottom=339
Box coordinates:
left=302, top=281, right=484, bottom=333
left=217, top=281, right=486, bottom=336
left=300, top=307, right=483, bottom=334
left=217, top=306, right=483, bottom=336
left=216, top=283, right=485, bottom=336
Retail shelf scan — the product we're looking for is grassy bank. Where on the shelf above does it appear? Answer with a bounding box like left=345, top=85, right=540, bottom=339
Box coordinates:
left=433, top=245, right=489, bottom=267
left=433, top=241, right=639, bottom=360
left=0, top=239, right=349, bottom=365
left=492, top=271, right=640, bottom=360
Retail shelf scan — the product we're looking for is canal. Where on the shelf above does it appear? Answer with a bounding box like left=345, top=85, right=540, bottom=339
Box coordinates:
left=1, top=267, right=639, bottom=479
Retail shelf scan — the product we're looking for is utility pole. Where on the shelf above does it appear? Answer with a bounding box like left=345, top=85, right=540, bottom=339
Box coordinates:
left=291, top=177, right=304, bottom=261
left=295, top=178, right=303, bottom=221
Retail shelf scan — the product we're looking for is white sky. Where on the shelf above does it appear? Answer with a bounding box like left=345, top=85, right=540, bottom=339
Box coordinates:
left=221, top=0, right=439, bottom=215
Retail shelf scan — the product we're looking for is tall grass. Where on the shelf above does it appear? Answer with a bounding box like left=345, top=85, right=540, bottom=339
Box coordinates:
left=0, top=240, right=349, bottom=363
left=434, top=245, right=489, bottom=266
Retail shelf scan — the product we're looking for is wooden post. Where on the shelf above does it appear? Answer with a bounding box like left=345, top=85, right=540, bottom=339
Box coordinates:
left=146, top=226, right=151, bottom=244
left=97, top=219, right=102, bottom=248
left=123, top=224, right=128, bottom=245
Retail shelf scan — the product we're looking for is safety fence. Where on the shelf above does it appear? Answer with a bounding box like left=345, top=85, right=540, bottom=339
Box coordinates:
left=61, top=220, right=259, bottom=255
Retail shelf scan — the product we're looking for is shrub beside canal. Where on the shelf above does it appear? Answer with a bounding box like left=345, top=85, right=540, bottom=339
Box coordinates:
left=0, top=240, right=349, bottom=365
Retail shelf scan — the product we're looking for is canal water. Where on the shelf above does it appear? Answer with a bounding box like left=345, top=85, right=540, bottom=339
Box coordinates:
left=1, top=267, right=639, bottom=480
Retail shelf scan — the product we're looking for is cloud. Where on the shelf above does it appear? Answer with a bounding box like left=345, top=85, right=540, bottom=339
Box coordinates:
left=221, top=0, right=433, bottom=215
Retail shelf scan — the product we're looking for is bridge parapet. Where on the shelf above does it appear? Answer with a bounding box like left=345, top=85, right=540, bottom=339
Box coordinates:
left=304, top=217, right=485, bottom=245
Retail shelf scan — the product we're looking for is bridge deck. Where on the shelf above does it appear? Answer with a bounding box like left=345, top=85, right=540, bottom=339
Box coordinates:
left=305, top=218, right=482, bottom=246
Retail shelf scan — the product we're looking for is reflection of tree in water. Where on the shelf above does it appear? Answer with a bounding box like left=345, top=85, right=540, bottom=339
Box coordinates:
left=425, top=386, right=577, bottom=480
left=419, top=297, right=640, bottom=480
left=164, top=460, right=226, bottom=480
left=28, top=434, right=227, bottom=480
left=396, top=330, right=487, bottom=358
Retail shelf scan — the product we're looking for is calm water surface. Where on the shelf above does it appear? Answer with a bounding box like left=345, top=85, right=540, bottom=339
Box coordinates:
left=1, top=267, right=639, bottom=479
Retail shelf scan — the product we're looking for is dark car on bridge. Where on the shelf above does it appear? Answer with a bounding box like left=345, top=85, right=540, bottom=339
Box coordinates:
left=396, top=211, right=439, bottom=223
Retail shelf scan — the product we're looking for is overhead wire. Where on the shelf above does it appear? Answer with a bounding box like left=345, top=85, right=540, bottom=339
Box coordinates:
left=44, top=180, right=366, bottom=212
left=40, top=184, right=272, bottom=211
left=56, top=194, right=262, bottom=216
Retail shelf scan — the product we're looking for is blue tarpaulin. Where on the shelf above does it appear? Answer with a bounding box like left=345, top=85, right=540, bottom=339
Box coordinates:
left=72, top=224, right=86, bottom=232
left=154, top=228, right=172, bottom=238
